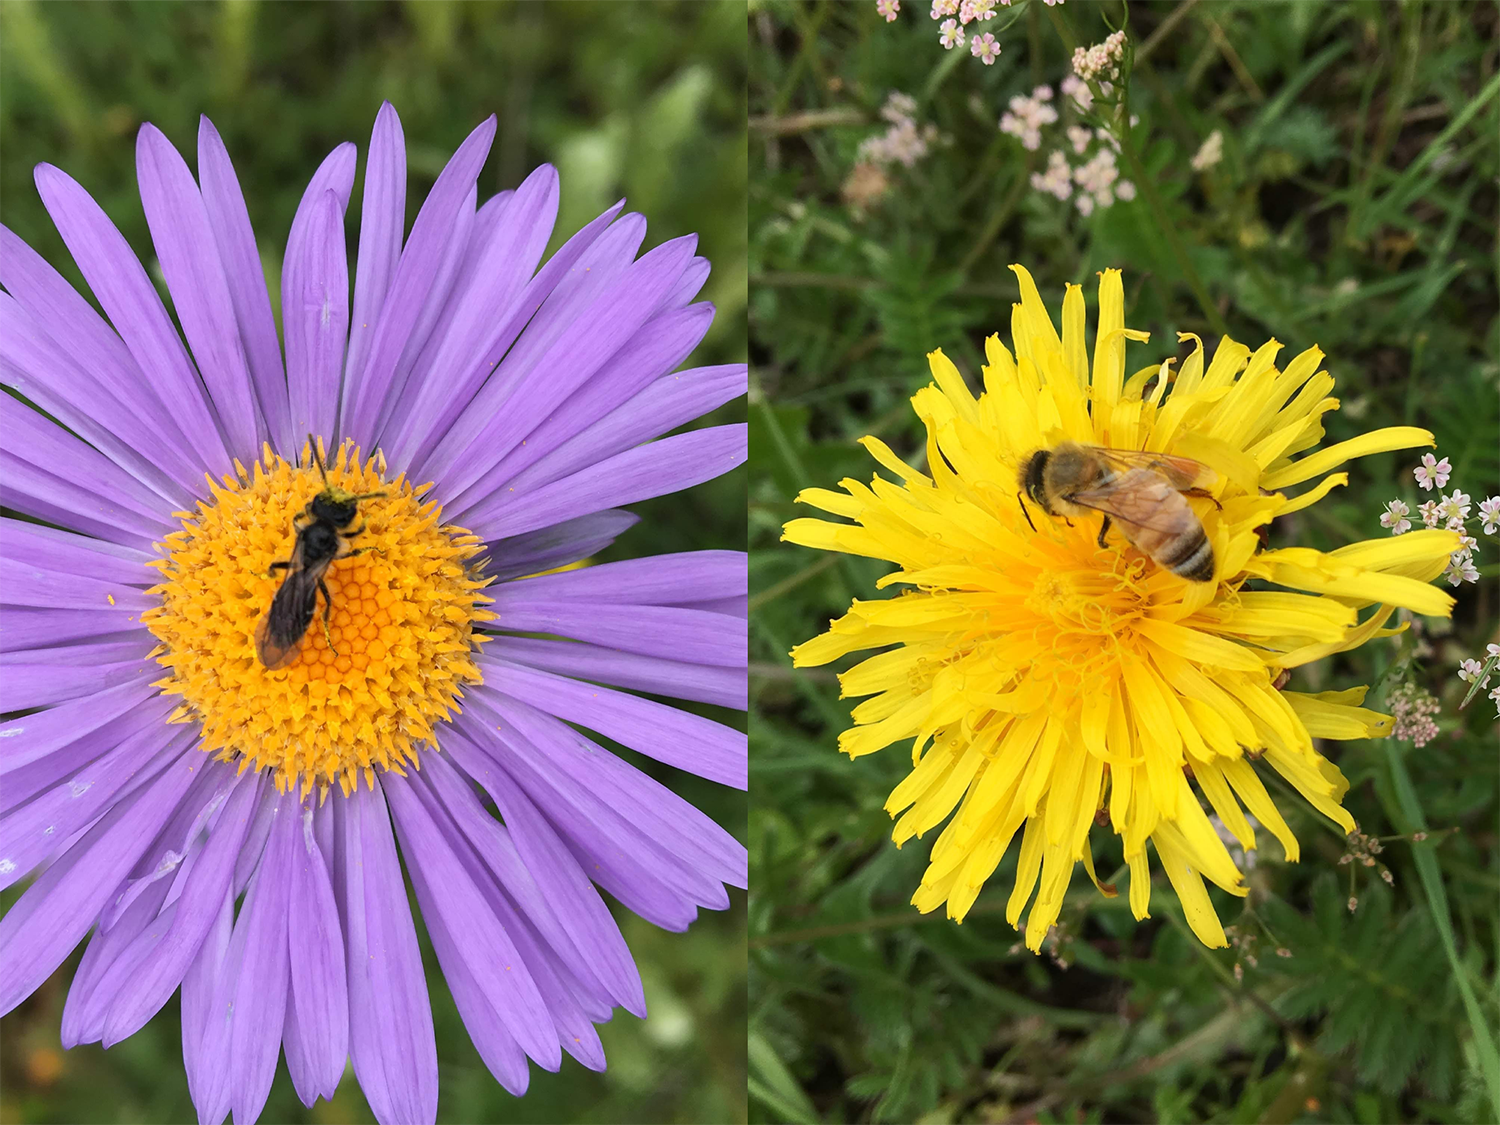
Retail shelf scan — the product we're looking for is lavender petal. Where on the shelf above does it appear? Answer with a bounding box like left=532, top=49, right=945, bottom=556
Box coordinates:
left=282, top=189, right=349, bottom=445
left=228, top=793, right=293, bottom=1125
left=507, top=363, right=747, bottom=493
left=465, top=690, right=747, bottom=886
left=339, top=783, right=438, bottom=1125
left=0, top=610, right=154, bottom=653
left=415, top=750, right=616, bottom=1019
left=2, top=398, right=176, bottom=542
left=0, top=290, right=190, bottom=503
left=135, top=124, right=261, bottom=462
left=478, top=658, right=745, bottom=786
left=664, top=255, right=711, bottom=309
left=448, top=300, right=712, bottom=508
left=346, top=103, right=406, bottom=396
left=0, top=726, right=192, bottom=893
left=404, top=862, right=531, bottom=1095
left=384, top=770, right=561, bottom=1069
left=182, top=887, right=234, bottom=1125
left=489, top=600, right=742, bottom=667
left=0, top=691, right=175, bottom=816
left=401, top=201, right=626, bottom=476
left=2, top=517, right=156, bottom=577
left=340, top=116, right=496, bottom=445
left=60, top=864, right=175, bottom=1047
left=380, top=165, right=558, bottom=467
left=97, top=772, right=262, bottom=1047
left=32, top=163, right=231, bottom=477
left=0, top=750, right=200, bottom=1015
left=482, top=509, right=639, bottom=582
left=428, top=746, right=644, bottom=1018
left=484, top=635, right=746, bottom=709
left=0, top=674, right=163, bottom=778
left=284, top=799, right=348, bottom=1104
left=449, top=715, right=702, bottom=931
left=462, top=423, right=746, bottom=542
left=432, top=234, right=698, bottom=501
left=0, top=226, right=205, bottom=498
left=502, top=550, right=745, bottom=604
left=371, top=185, right=475, bottom=441
left=197, top=116, right=292, bottom=459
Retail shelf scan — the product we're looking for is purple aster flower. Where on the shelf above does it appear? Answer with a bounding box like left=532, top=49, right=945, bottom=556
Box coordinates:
left=0, top=103, right=747, bottom=1125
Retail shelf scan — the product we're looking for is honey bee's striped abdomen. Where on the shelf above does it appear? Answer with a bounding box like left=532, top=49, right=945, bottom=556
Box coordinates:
left=1156, top=527, right=1215, bottom=582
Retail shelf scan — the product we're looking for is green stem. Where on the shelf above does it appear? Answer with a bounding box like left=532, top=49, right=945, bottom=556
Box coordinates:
left=1115, top=127, right=1230, bottom=338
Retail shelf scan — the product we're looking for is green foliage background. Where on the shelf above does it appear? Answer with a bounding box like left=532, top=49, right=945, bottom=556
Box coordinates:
left=0, top=1, right=746, bottom=1123
left=748, top=2, right=1498, bottom=1123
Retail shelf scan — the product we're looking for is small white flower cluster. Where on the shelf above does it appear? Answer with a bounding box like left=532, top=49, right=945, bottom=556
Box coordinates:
left=1191, top=129, right=1224, bottom=172
left=1382, top=452, right=1495, bottom=588
left=1388, top=682, right=1441, bottom=747
left=1071, top=29, right=1126, bottom=82
left=874, top=0, right=1055, bottom=62
left=1060, top=74, right=1101, bottom=112
left=1005, top=87, right=1135, bottom=215
left=857, top=91, right=938, bottom=169
left=999, top=85, right=1058, bottom=151
left=931, top=0, right=1011, bottom=60
left=1457, top=644, right=1500, bottom=718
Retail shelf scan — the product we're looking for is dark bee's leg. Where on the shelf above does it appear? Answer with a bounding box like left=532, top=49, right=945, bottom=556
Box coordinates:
left=318, top=577, right=338, bottom=655
left=344, top=522, right=367, bottom=538
left=1097, top=515, right=1112, bottom=548
left=1186, top=488, right=1223, bottom=510
left=268, top=560, right=291, bottom=577
left=1016, top=492, right=1038, bottom=533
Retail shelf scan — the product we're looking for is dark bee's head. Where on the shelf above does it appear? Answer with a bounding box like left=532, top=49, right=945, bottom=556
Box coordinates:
left=309, top=490, right=359, bottom=528
left=1020, top=450, right=1052, bottom=513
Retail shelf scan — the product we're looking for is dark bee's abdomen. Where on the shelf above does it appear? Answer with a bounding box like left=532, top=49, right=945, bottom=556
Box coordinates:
left=1160, top=530, right=1214, bottom=582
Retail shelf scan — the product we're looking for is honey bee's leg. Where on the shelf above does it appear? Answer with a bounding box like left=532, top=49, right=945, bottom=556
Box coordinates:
left=1096, top=515, right=1113, bottom=548
left=1186, top=488, right=1223, bottom=510
left=344, top=522, right=367, bottom=538
left=1016, top=491, right=1038, bottom=533
left=318, top=577, right=338, bottom=655
left=267, top=560, right=291, bottom=577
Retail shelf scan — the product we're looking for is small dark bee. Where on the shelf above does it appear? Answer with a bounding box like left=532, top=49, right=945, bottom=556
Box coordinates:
left=255, top=436, right=385, bottom=670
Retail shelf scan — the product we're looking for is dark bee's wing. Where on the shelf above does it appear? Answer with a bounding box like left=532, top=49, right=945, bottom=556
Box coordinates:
left=1089, top=447, right=1218, bottom=492
left=255, top=557, right=328, bottom=670
left=1066, top=468, right=1191, bottom=535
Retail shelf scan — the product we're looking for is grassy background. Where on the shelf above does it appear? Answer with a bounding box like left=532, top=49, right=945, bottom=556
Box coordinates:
left=0, top=1, right=746, bottom=1123
left=748, top=2, right=1498, bottom=1123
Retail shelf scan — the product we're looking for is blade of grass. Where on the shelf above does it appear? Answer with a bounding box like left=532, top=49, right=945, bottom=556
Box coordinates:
left=1383, top=742, right=1500, bottom=1121
left=749, top=1032, right=822, bottom=1125
left=1352, top=69, right=1500, bottom=242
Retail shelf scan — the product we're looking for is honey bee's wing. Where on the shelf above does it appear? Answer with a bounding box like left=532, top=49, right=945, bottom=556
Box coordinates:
left=1065, top=468, right=1194, bottom=535
left=1091, top=447, right=1219, bottom=493
left=255, top=553, right=330, bottom=670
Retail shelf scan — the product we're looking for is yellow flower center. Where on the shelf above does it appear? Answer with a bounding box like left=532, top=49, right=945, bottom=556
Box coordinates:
left=143, top=442, right=493, bottom=797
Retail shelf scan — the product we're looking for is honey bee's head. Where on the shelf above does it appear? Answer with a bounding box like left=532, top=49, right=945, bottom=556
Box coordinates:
left=1019, top=450, right=1053, bottom=513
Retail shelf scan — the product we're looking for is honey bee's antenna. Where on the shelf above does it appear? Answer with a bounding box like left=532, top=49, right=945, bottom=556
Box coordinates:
left=307, top=433, right=332, bottom=487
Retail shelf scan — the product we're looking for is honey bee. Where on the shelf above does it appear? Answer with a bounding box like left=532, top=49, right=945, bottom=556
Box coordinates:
left=1017, top=442, right=1221, bottom=582
left=255, top=437, right=385, bottom=669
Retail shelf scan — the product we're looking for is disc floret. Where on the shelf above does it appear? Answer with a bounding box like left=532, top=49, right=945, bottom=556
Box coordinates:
left=144, top=441, right=494, bottom=796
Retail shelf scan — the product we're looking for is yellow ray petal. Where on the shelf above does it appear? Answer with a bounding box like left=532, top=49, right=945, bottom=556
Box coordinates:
left=1261, top=426, right=1434, bottom=488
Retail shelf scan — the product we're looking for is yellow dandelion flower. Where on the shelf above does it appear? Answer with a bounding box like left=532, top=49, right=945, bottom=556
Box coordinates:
left=782, top=266, right=1461, bottom=950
